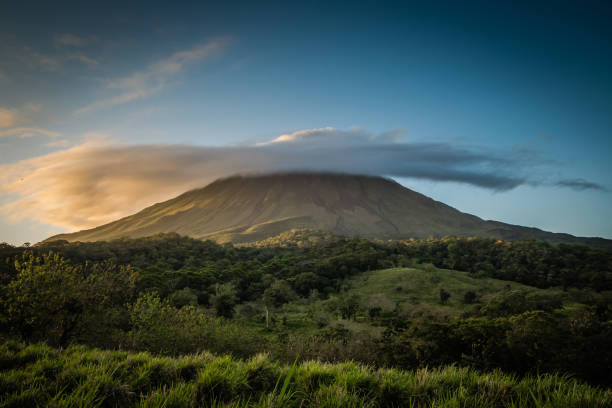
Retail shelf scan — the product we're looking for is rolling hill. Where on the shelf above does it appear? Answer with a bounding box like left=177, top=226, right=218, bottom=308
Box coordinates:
left=46, top=172, right=612, bottom=248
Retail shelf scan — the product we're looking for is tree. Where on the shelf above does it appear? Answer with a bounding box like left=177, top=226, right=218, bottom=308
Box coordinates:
left=364, top=293, right=395, bottom=319
left=263, top=280, right=296, bottom=307
left=211, top=283, right=238, bottom=318
left=2, top=252, right=136, bottom=347
left=439, top=288, right=451, bottom=304
left=463, top=291, right=477, bottom=304
left=77, top=260, right=137, bottom=347
left=262, top=280, right=297, bottom=329
left=4, top=253, right=82, bottom=346
left=482, top=290, right=527, bottom=317
left=293, top=272, right=323, bottom=296
left=168, top=287, right=198, bottom=308
left=339, top=294, right=361, bottom=320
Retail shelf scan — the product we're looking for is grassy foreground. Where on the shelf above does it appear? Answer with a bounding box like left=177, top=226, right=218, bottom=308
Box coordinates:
left=1, top=342, right=611, bottom=408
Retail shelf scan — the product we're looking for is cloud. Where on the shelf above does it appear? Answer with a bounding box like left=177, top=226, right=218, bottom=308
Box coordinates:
left=54, top=33, right=91, bottom=47
left=0, top=108, right=19, bottom=128
left=23, top=103, right=42, bottom=113
left=74, top=86, right=163, bottom=115
left=44, top=139, right=70, bottom=148
left=18, top=47, right=63, bottom=72
left=0, top=105, right=61, bottom=140
left=67, top=54, right=99, bottom=67
left=556, top=178, right=607, bottom=192
left=74, top=37, right=231, bottom=114
left=2, top=127, right=599, bottom=231
left=257, top=127, right=337, bottom=145
left=0, top=127, right=61, bottom=139
left=11, top=45, right=98, bottom=72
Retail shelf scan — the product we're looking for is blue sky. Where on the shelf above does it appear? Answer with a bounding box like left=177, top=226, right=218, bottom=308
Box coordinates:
left=0, top=0, right=611, bottom=244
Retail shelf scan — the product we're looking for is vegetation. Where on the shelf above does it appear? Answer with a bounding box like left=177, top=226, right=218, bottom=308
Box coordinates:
left=1, top=341, right=611, bottom=408
left=1, top=232, right=611, bottom=404
left=341, top=266, right=560, bottom=316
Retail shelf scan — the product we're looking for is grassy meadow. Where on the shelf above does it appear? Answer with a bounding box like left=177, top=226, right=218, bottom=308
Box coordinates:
left=346, top=266, right=535, bottom=307
left=2, top=341, right=611, bottom=408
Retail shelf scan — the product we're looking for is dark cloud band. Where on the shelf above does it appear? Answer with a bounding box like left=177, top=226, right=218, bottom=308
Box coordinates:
left=556, top=179, right=607, bottom=192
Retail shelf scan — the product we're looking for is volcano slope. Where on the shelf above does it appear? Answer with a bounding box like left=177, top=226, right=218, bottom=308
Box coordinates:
left=46, top=172, right=611, bottom=248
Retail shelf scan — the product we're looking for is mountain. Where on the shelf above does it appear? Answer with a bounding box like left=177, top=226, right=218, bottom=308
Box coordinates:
left=45, top=172, right=612, bottom=248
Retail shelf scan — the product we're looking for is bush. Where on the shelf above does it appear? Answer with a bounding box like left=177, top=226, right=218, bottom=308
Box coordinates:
left=439, top=288, right=451, bottom=304
left=168, top=287, right=199, bottom=308
left=129, top=292, right=267, bottom=358
left=463, top=290, right=478, bottom=304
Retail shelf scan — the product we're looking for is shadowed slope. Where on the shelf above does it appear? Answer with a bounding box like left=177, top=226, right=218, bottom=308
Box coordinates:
left=46, top=172, right=611, bottom=248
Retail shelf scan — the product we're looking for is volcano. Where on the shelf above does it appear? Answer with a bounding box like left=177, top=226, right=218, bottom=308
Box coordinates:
left=46, top=172, right=611, bottom=248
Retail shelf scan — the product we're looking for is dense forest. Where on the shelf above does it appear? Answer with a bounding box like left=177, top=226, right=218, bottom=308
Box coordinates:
left=1, top=232, right=611, bottom=399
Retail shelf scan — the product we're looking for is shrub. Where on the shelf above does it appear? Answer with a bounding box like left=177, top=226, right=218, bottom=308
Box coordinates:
left=128, top=292, right=267, bottom=358
left=463, top=290, right=478, bottom=304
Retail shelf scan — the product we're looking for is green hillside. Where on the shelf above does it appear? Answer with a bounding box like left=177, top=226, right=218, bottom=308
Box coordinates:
left=271, top=264, right=569, bottom=340
left=343, top=266, right=563, bottom=315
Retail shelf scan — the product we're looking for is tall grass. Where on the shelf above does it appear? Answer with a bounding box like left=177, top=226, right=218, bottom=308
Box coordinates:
left=1, top=341, right=610, bottom=408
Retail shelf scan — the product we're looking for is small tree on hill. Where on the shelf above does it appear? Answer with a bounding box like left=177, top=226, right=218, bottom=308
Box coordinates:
left=463, top=290, right=477, bottom=304
left=339, top=294, right=361, bottom=320
left=439, top=288, right=451, bottom=304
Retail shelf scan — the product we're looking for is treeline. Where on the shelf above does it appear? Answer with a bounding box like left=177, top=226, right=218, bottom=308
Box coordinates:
left=2, top=233, right=611, bottom=297
left=2, top=234, right=392, bottom=307
left=378, top=309, right=612, bottom=386
left=395, top=237, right=612, bottom=290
